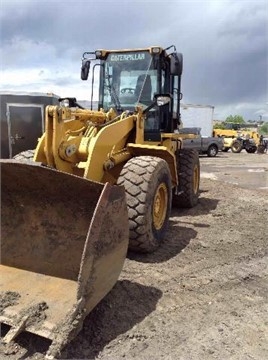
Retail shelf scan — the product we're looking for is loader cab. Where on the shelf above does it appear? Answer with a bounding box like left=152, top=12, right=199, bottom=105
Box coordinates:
left=224, top=123, right=241, bottom=131
left=100, top=51, right=156, bottom=111
left=81, top=46, right=183, bottom=140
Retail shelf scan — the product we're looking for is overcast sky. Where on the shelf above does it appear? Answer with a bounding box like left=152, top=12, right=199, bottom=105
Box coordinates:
left=0, top=0, right=267, bottom=121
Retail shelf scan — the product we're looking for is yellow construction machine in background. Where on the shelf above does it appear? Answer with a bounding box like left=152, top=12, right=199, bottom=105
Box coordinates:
left=213, top=122, right=260, bottom=153
left=1, top=46, right=200, bottom=358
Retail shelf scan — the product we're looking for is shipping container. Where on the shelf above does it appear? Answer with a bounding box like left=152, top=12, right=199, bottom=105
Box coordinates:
left=0, top=92, right=59, bottom=158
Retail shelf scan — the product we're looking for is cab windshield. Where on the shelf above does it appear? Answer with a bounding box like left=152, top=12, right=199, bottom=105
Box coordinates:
left=102, top=51, right=157, bottom=111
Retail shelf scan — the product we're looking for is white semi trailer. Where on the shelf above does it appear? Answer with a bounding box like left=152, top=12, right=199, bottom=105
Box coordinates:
left=180, top=103, right=214, bottom=137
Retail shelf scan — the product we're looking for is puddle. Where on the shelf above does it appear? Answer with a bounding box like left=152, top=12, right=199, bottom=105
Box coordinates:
left=247, top=169, right=265, bottom=173
left=200, top=172, right=218, bottom=180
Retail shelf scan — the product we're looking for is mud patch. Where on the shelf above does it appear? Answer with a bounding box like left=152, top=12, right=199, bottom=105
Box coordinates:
left=0, top=291, right=21, bottom=315
left=16, top=302, right=48, bottom=328
left=46, top=302, right=85, bottom=359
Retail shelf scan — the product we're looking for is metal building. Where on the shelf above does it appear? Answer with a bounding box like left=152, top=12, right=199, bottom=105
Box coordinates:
left=0, top=92, right=59, bottom=158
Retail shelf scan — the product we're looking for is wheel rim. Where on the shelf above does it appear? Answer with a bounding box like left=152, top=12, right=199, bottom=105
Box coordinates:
left=153, top=183, right=168, bottom=230
left=193, top=164, right=199, bottom=194
left=210, top=147, right=217, bottom=156
left=233, top=142, right=240, bottom=150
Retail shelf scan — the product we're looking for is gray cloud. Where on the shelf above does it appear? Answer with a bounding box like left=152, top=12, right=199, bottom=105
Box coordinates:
left=0, top=0, right=267, bottom=121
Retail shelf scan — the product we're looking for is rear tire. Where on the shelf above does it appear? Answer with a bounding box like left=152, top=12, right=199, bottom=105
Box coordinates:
left=207, top=144, right=218, bottom=157
left=173, top=149, right=200, bottom=208
left=257, top=145, right=265, bottom=154
left=13, top=150, right=35, bottom=161
left=117, top=156, right=172, bottom=253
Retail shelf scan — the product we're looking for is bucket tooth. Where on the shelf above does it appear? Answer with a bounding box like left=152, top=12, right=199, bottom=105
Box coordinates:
left=3, top=315, right=29, bottom=343
left=2, top=301, right=48, bottom=343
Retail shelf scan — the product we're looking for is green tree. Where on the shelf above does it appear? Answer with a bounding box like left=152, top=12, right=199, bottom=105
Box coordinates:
left=225, top=115, right=245, bottom=124
left=213, top=122, right=226, bottom=129
left=259, top=122, right=268, bottom=135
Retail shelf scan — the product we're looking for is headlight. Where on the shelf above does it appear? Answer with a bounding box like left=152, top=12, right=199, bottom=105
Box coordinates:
left=60, top=99, right=70, bottom=108
left=151, top=47, right=161, bottom=54
left=95, top=50, right=106, bottom=59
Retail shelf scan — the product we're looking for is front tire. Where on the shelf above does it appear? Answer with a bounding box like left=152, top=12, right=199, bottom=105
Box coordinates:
left=231, top=140, right=243, bottom=153
left=117, top=156, right=172, bottom=253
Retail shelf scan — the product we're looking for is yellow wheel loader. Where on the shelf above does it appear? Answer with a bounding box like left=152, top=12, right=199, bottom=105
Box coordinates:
left=1, top=46, right=200, bottom=358
left=213, top=122, right=260, bottom=153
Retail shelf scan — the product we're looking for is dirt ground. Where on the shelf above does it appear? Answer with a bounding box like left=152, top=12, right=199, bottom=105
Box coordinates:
left=1, top=151, right=268, bottom=360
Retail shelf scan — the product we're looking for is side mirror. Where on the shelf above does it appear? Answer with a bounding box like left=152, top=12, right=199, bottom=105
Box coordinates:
left=155, top=94, right=171, bottom=106
left=142, top=94, right=171, bottom=115
left=170, top=52, right=183, bottom=76
left=81, top=60, right=91, bottom=80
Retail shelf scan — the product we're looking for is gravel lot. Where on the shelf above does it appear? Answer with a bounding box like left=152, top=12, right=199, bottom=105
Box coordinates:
left=1, top=151, right=268, bottom=360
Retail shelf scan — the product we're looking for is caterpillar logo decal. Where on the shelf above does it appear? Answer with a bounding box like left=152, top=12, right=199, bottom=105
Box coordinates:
left=110, top=53, right=146, bottom=61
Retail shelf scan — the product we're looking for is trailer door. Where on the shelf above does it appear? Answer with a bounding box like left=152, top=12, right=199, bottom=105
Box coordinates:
left=7, top=103, right=44, bottom=158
